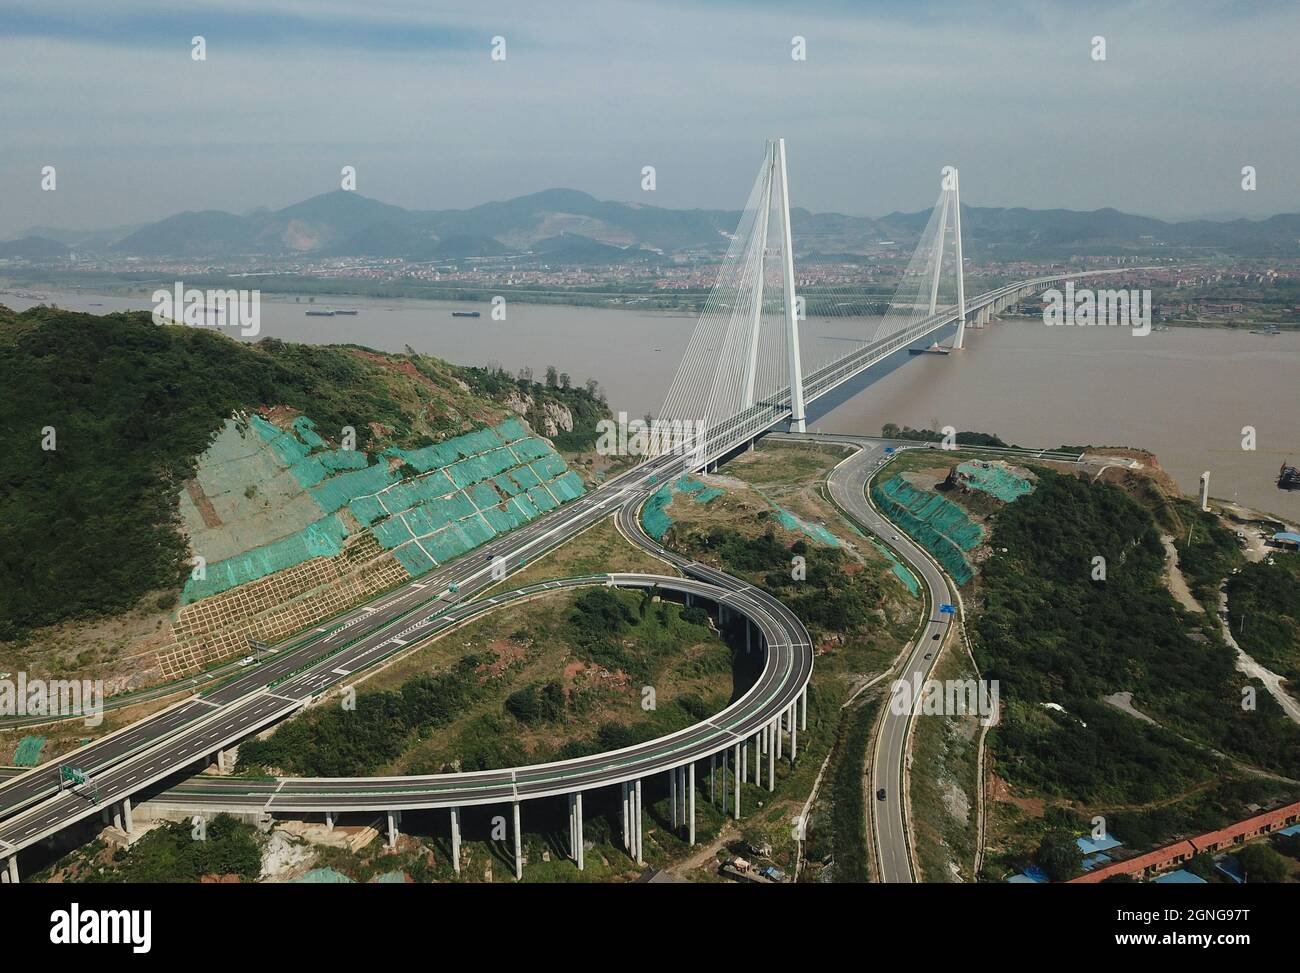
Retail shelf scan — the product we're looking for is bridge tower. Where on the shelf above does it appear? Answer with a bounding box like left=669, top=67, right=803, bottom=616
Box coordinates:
left=776, top=138, right=806, bottom=432
left=740, top=141, right=774, bottom=410
left=950, top=167, right=969, bottom=350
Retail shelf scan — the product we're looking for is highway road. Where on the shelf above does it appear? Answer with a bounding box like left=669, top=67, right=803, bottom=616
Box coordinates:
left=783, top=431, right=1082, bottom=881
left=820, top=436, right=953, bottom=883
left=0, top=570, right=808, bottom=844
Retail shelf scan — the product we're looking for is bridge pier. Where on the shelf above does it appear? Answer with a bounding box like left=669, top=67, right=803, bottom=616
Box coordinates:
left=688, top=764, right=696, bottom=846
left=512, top=801, right=523, bottom=880
left=768, top=721, right=776, bottom=789
left=568, top=792, right=584, bottom=870
left=709, top=753, right=716, bottom=805
left=801, top=687, right=807, bottom=731
left=386, top=809, right=400, bottom=849
left=670, top=766, right=678, bottom=829
left=1, top=855, right=16, bottom=884
left=621, top=782, right=630, bottom=851
left=733, top=744, right=742, bottom=819
left=450, top=807, right=461, bottom=874
left=634, top=779, right=644, bottom=865
left=325, top=810, right=335, bottom=832
left=790, top=704, right=798, bottom=762
left=122, top=797, right=134, bottom=836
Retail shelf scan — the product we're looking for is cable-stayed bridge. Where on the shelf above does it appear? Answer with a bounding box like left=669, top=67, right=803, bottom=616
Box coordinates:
left=655, top=138, right=1130, bottom=477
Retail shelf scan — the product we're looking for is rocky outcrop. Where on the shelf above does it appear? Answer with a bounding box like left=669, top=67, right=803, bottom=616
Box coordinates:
left=502, top=391, right=575, bottom=438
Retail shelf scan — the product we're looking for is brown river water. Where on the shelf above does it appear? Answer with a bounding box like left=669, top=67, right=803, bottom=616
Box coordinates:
left=7, top=289, right=1297, bottom=521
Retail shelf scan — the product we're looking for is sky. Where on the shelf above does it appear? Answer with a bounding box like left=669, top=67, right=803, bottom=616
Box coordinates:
left=1, top=0, right=1298, bottom=237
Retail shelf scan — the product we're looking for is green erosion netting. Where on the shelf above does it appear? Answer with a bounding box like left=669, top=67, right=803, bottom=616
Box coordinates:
left=867, top=538, right=921, bottom=597
left=750, top=486, right=841, bottom=548
left=956, top=461, right=1034, bottom=502
left=291, top=868, right=355, bottom=883
left=871, top=475, right=982, bottom=584
left=13, top=735, right=45, bottom=766
left=640, top=475, right=723, bottom=541
left=183, top=514, right=350, bottom=602
left=183, top=417, right=585, bottom=602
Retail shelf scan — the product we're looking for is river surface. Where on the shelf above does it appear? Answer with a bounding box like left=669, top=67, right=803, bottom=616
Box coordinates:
left=6, top=287, right=1298, bottom=520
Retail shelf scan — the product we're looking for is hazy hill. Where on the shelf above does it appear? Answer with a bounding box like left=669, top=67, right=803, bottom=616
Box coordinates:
left=18, top=188, right=1300, bottom=262
left=0, top=235, right=70, bottom=259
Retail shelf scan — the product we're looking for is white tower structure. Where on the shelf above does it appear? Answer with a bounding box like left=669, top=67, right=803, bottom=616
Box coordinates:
left=776, top=138, right=805, bottom=432
left=950, top=167, right=969, bottom=350
left=1200, top=471, right=1211, bottom=511
left=740, top=142, right=774, bottom=410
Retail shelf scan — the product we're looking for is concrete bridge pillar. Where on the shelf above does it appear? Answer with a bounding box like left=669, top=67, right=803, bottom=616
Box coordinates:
left=688, top=764, right=696, bottom=846
left=450, top=807, right=461, bottom=874
left=709, top=753, right=716, bottom=805
left=801, top=688, right=807, bottom=731
left=568, top=792, right=585, bottom=870
left=575, top=792, right=584, bottom=870
left=621, top=782, right=630, bottom=851
left=386, top=809, right=400, bottom=849
left=733, top=744, right=742, bottom=819
left=790, top=704, right=798, bottom=762
left=2, top=856, right=16, bottom=884
left=768, top=722, right=776, bottom=789
left=512, top=801, right=523, bottom=879
left=670, top=766, right=678, bottom=829
left=633, top=780, right=644, bottom=865
left=122, top=797, right=134, bottom=836
left=325, top=810, right=335, bottom=832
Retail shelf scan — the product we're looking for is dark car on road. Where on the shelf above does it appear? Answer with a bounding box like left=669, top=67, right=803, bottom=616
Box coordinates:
left=876, top=788, right=887, bottom=801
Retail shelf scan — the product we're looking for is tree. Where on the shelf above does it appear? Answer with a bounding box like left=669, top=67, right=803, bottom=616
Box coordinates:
left=559, top=372, right=571, bottom=390
left=1034, top=830, right=1084, bottom=882
left=545, top=365, right=559, bottom=387
left=1237, top=842, right=1289, bottom=883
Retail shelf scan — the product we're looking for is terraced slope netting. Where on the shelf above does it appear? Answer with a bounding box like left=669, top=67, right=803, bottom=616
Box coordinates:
left=13, top=735, right=45, bottom=766
left=871, top=475, right=982, bottom=584
left=956, top=461, right=1034, bottom=502
left=183, top=415, right=584, bottom=602
left=750, top=487, right=842, bottom=548
left=867, top=538, right=921, bottom=597
left=641, top=475, right=723, bottom=541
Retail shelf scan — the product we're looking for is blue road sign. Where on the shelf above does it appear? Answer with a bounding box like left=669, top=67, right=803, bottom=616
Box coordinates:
left=939, top=604, right=956, bottom=614
left=884, top=447, right=895, bottom=454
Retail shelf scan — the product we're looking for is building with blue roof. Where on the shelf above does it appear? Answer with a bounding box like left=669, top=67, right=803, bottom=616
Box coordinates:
left=1153, top=869, right=1206, bottom=884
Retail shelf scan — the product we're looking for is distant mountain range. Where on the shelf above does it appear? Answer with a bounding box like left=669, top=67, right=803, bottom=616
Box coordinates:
left=8, top=189, right=1300, bottom=263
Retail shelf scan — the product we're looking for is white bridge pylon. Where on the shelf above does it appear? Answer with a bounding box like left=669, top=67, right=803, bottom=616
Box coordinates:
left=658, top=142, right=967, bottom=454
left=660, top=137, right=805, bottom=440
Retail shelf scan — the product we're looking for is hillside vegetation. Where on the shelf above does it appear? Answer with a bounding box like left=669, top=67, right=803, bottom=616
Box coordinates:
left=0, top=305, right=607, bottom=639
left=976, top=470, right=1300, bottom=804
